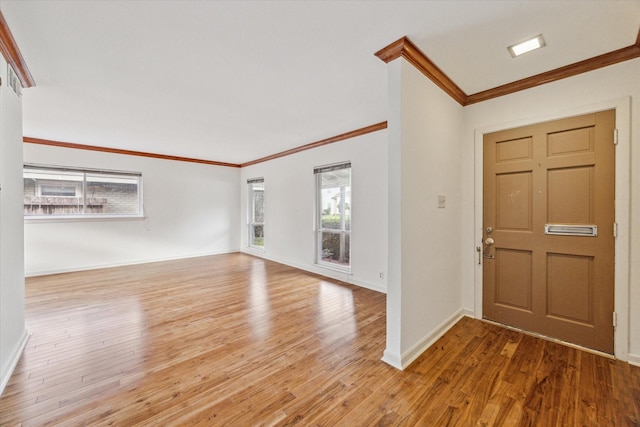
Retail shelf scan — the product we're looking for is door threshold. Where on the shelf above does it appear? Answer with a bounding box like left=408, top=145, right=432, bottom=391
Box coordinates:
left=481, top=318, right=615, bottom=360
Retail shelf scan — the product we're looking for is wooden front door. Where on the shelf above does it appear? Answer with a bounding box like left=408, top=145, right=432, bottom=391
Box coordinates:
left=483, top=110, right=615, bottom=354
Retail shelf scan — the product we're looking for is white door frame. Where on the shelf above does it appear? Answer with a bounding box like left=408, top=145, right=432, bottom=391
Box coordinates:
left=473, top=97, right=631, bottom=361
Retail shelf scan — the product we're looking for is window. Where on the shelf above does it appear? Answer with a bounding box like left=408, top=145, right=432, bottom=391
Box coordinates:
left=315, top=162, right=351, bottom=270
left=247, top=178, right=264, bottom=249
left=24, top=164, right=142, bottom=218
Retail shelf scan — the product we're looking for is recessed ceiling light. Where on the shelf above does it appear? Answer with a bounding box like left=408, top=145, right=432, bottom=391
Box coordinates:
left=508, top=34, right=546, bottom=58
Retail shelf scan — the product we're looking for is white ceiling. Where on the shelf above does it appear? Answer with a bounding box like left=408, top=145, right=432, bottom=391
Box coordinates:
left=1, top=1, right=639, bottom=164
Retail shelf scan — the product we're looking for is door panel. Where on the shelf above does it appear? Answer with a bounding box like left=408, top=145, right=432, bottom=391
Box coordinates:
left=495, top=249, right=532, bottom=311
left=496, top=136, right=533, bottom=162
left=483, top=110, right=615, bottom=354
left=496, top=172, right=533, bottom=230
left=546, top=253, right=593, bottom=324
left=547, top=166, right=594, bottom=223
left=547, top=127, right=594, bottom=156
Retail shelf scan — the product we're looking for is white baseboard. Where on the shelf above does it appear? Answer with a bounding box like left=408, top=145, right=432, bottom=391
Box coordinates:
left=381, top=349, right=403, bottom=370
left=346, top=277, right=387, bottom=294
left=240, top=249, right=387, bottom=294
left=0, top=329, right=29, bottom=396
left=461, top=308, right=475, bottom=318
left=25, top=249, right=241, bottom=277
left=382, top=308, right=465, bottom=370
left=628, top=353, right=640, bottom=367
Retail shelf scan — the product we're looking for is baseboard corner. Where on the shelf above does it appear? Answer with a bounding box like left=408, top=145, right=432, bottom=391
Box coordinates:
left=0, top=329, right=29, bottom=396
left=398, top=308, right=465, bottom=369
left=381, top=349, right=403, bottom=370
left=627, top=353, right=640, bottom=367
left=461, top=308, right=476, bottom=318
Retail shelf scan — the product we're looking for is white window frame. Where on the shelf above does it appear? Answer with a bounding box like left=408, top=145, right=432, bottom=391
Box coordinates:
left=24, top=164, right=143, bottom=220
left=315, top=162, right=351, bottom=272
left=247, top=177, right=265, bottom=250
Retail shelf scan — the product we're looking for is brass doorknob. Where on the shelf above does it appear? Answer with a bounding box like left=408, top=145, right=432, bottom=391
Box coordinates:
left=485, top=237, right=495, bottom=245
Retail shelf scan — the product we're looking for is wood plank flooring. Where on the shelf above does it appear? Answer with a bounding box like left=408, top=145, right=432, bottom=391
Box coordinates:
left=1, top=253, right=638, bottom=426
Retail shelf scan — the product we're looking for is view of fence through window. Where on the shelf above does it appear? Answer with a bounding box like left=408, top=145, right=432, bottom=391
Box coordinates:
left=24, top=166, right=142, bottom=217
left=315, top=162, right=351, bottom=269
left=248, top=178, right=264, bottom=248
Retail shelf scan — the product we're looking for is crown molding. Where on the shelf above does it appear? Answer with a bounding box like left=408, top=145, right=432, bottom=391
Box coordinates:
left=466, top=41, right=640, bottom=105
left=0, top=10, right=35, bottom=88
left=24, top=122, right=388, bottom=169
left=376, top=29, right=640, bottom=106
left=23, top=137, right=241, bottom=168
left=240, top=121, right=388, bottom=167
left=375, top=37, right=466, bottom=106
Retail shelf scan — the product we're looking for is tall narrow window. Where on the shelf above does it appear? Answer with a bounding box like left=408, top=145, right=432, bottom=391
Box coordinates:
left=247, top=178, right=265, bottom=249
left=315, top=162, right=351, bottom=270
left=24, top=164, right=142, bottom=218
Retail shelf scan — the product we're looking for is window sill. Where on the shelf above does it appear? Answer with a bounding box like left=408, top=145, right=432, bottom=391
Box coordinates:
left=25, top=215, right=146, bottom=224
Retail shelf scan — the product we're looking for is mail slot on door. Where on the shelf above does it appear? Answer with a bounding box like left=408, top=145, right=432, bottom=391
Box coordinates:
left=544, top=224, right=598, bottom=237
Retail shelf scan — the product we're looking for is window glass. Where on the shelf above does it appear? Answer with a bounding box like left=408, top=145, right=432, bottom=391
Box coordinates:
left=315, top=163, right=351, bottom=269
left=41, top=183, right=79, bottom=197
left=248, top=179, right=264, bottom=248
left=86, top=173, right=140, bottom=215
left=24, top=165, right=142, bottom=218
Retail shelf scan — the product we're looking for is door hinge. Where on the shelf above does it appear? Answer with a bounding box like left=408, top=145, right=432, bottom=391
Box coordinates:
left=613, top=312, right=617, bottom=328
left=613, top=129, right=619, bottom=145
left=613, top=222, right=618, bottom=238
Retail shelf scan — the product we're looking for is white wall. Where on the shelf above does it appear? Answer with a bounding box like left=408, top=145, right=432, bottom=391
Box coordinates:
left=383, top=58, right=465, bottom=369
left=0, top=58, right=27, bottom=394
left=461, top=58, right=640, bottom=364
left=381, top=55, right=640, bottom=370
left=239, top=127, right=388, bottom=294
left=24, top=144, right=241, bottom=275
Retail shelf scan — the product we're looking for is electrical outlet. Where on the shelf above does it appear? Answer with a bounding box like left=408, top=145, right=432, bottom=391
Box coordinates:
left=379, top=272, right=384, bottom=279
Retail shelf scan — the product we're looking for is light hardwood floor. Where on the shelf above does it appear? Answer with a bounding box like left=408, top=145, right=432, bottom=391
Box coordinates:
left=1, top=253, right=638, bottom=426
